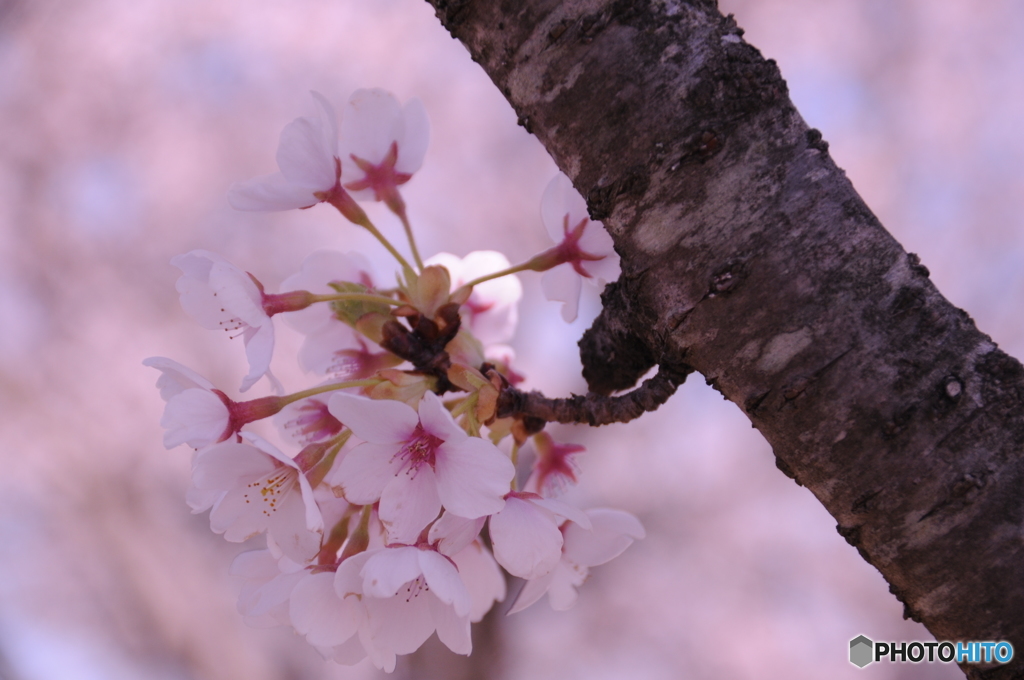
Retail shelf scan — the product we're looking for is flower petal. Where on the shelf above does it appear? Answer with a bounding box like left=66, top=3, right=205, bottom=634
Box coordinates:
left=239, top=432, right=299, bottom=469
left=161, top=388, right=230, bottom=449
left=334, top=551, right=373, bottom=598
left=330, top=441, right=403, bottom=505
left=240, top=320, right=274, bottom=392
left=191, top=440, right=275, bottom=490
left=433, top=437, right=513, bottom=519
left=429, top=596, right=471, bottom=655
left=341, top=88, right=402, bottom=168
left=266, top=486, right=322, bottom=563
left=361, top=546, right=421, bottom=599
left=228, top=172, right=320, bottom=211
left=489, top=496, right=563, bottom=579
left=418, top=549, right=471, bottom=618
left=207, top=258, right=265, bottom=328
left=507, top=569, right=555, bottom=615
left=363, top=592, right=435, bottom=656
left=143, top=356, right=215, bottom=399
left=563, top=508, right=645, bottom=567
left=326, top=635, right=367, bottom=666
left=280, top=250, right=375, bottom=335
left=428, top=512, right=485, bottom=556
left=417, top=391, right=466, bottom=444
left=546, top=564, right=582, bottom=611
left=328, top=392, right=418, bottom=444
left=450, top=540, right=506, bottom=622
left=379, top=467, right=441, bottom=545
left=290, top=572, right=360, bottom=647
left=540, top=172, right=589, bottom=243
left=541, top=264, right=583, bottom=323
left=530, top=496, right=592, bottom=530
left=310, top=91, right=339, bottom=160
left=276, top=114, right=336, bottom=191
left=394, top=98, right=429, bottom=175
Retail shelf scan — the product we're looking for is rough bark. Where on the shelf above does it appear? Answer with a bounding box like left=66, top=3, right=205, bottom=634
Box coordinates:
left=426, top=0, right=1024, bottom=677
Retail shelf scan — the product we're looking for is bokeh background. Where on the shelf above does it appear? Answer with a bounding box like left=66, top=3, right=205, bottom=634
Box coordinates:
left=1, top=0, right=1022, bottom=678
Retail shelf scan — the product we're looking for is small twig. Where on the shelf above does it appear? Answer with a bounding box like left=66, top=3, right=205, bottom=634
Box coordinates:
left=495, top=363, right=692, bottom=427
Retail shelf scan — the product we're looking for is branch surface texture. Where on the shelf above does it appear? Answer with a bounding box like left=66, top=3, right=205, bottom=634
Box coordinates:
left=426, top=1, right=1024, bottom=677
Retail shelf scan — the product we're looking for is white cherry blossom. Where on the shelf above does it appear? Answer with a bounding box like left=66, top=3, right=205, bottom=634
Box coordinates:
left=275, top=394, right=344, bottom=446
left=335, top=545, right=472, bottom=671
left=230, top=548, right=307, bottom=628
left=143, top=356, right=231, bottom=449
left=509, top=508, right=645, bottom=614
left=450, top=539, right=506, bottom=622
left=539, top=172, right=620, bottom=322
left=426, top=250, right=521, bottom=346
left=171, top=250, right=281, bottom=392
left=228, top=91, right=341, bottom=211
left=339, top=89, right=429, bottom=211
left=488, top=491, right=591, bottom=580
left=278, top=250, right=387, bottom=376
left=524, top=431, right=585, bottom=497
left=327, top=391, right=514, bottom=544
left=144, top=356, right=287, bottom=449
left=289, top=571, right=367, bottom=664
left=191, top=433, right=324, bottom=562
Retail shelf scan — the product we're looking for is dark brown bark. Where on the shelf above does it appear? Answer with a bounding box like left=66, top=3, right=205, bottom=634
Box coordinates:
left=425, top=1, right=1024, bottom=678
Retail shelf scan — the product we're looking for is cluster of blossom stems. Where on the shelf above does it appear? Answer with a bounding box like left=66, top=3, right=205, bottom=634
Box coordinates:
left=145, top=88, right=643, bottom=671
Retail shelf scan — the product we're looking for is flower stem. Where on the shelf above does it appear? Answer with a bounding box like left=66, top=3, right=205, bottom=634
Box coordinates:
left=282, top=378, right=383, bottom=406
left=309, top=292, right=403, bottom=306
left=389, top=196, right=425, bottom=272
left=355, top=216, right=418, bottom=282
left=454, top=256, right=547, bottom=298
left=324, top=192, right=417, bottom=280
left=449, top=395, right=476, bottom=419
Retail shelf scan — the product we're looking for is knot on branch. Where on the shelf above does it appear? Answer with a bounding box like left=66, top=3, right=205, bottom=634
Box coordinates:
left=495, top=363, right=692, bottom=427
left=380, top=302, right=462, bottom=393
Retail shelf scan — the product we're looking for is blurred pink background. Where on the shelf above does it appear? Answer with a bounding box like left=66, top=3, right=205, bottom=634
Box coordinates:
left=1, top=0, right=1021, bottom=678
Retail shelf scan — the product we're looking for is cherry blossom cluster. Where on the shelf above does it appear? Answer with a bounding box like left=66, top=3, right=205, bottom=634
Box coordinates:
left=146, top=88, right=642, bottom=671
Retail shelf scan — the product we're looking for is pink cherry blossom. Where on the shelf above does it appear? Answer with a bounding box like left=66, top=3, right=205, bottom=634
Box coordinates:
left=191, top=432, right=324, bottom=562
left=425, top=514, right=505, bottom=621
left=334, top=545, right=472, bottom=671
left=428, top=511, right=486, bottom=557
left=327, top=391, right=514, bottom=544
left=278, top=250, right=387, bottom=376
left=426, top=250, right=522, bottom=346
left=275, top=394, right=343, bottom=446
left=539, top=172, right=620, bottom=322
left=288, top=571, right=367, bottom=664
left=230, top=548, right=307, bottom=628
left=144, top=357, right=286, bottom=449
left=172, top=250, right=303, bottom=392
left=228, top=91, right=342, bottom=212
left=509, top=508, right=645, bottom=614
left=525, top=431, right=585, bottom=496
left=339, top=89, right=429, bottom=215
left=450, top=539, right=506, bottom=622
left=488, top=491, right=591, bottom=579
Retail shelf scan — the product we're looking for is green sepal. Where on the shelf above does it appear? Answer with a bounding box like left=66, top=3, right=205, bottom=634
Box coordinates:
left=328, top=281, right=392, bottom=326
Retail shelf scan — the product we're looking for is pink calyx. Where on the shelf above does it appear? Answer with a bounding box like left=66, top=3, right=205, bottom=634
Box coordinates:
left=527, top=213, right=607, bottom=275
left=211, top=390, right=287, bottom=443
left=344, top=141, right=412, bottom=217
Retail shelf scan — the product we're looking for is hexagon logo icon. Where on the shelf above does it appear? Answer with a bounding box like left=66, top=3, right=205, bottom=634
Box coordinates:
left=850, top=635, right=874, bottom=668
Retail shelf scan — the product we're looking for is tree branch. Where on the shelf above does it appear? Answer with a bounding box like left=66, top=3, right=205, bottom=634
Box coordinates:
left=425, top=1, right=1024, bottom=677
left=496, top=362, right=691, bottom=426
